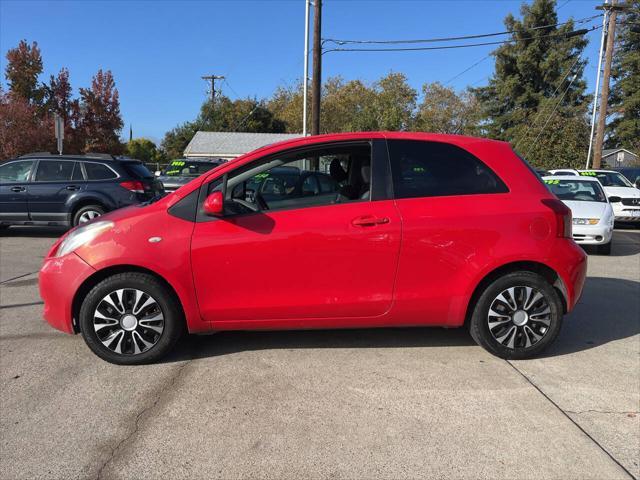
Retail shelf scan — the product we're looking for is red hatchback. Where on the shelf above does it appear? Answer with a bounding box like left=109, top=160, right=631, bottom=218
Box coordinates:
left=39, top=132, right=587, bottom=364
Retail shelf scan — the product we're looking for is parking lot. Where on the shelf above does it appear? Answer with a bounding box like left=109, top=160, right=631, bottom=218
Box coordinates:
left=1, top=227, right=638, bottom=480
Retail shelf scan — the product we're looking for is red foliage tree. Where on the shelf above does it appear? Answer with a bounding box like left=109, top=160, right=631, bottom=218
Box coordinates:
left=78, top=70, right=124, bottom=153
left=0, top=90, right=52, bottom=160
left=4, top=40, right=44, bottom=105
left=43, top=68, right=84, bottom=154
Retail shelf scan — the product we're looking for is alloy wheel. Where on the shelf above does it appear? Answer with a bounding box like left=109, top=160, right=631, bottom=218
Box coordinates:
left=79, top=210, right=102, bottom=223
left=93, top=288, right=164, bottom=355
left=487, top=286, right=552, bottom=350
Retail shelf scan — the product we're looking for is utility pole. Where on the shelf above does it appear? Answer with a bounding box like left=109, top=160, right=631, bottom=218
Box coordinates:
left=311, top=0, right=322, bottom=137
left=586, top=3, right=609, bottom=169
left=202, top=74, right=225, bottom=107
left=592, top=1, right=619, bottom=169
left=302, top=0, right=311, bottom=136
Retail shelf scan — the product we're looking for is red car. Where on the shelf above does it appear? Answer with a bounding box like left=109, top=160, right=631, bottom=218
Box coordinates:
left=39, top=132, right=587, bottom=365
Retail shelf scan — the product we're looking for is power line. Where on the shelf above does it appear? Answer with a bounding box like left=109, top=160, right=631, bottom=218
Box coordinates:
left=322, top=14, right=601, bottom=46
left=323, top=25, right=601, bottom=54
left=444, top=54, right=492, bottom=86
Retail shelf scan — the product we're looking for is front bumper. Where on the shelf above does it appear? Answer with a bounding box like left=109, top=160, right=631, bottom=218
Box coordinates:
left=572, top=223, right=613, bottom=245
left=612, top=204, right=640, bottom=222
left=39, top=252, right=96, bottom=334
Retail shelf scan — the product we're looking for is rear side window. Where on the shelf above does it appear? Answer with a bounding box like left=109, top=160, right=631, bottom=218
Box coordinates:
left=122, top=162, right=153, bottom=179
left=0, top=160, right=34, bottom=183
left=84, top=162, right=117, bottom=180
left=388, top=140, right=508, bottom=199
left=35, top=161, right=75, bottom=182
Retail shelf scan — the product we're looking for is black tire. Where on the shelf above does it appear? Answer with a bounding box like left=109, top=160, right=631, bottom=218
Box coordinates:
left=597, top=241, right=612, bottom=255
left=79, top=272, right=184, bottom=365
left=72, top=204, right=105, bottom=226
left=469, top=271, right=563, bottom=360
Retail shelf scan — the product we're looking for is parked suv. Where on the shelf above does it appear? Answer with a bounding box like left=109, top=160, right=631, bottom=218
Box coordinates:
left=39, top=132, right=587, bottom=364
left=0, top=153, right=163, bottom=228
left=157, top=158, right=225, bottom=192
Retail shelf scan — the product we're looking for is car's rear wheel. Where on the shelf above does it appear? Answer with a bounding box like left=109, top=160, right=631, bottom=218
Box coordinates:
left=79, top=273, right=184, bottom=365
left=73, top=204, right=105, bottom=226
left=469, top=272, right=563, bottom=359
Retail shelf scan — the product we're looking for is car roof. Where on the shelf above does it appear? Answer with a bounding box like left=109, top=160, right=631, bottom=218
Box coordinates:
left=14, top=153, right=141, bottom=163
left=579, top=169, right=618, bottom=173
left=543, top=175, right=600, bottom=182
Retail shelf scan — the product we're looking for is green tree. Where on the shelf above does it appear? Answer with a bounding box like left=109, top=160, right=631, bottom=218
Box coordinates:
left=4, top=40, right=44, bottom=105
left=370, top=72, right=417, bottom=131
left=126, top=138, right=158, bottom=162
left=414, top=82, right=481, bottom=135
left=606, top=0, right=640, bottom=152
left=473, top=0, right=590, bottom=168
left=160, top=121, right=199, bottom=159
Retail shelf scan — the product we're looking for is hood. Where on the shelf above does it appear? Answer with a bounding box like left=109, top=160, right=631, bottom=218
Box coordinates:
left=562, top=200, right=608, bottom=219
left=602, top=186, right=640, bottom=198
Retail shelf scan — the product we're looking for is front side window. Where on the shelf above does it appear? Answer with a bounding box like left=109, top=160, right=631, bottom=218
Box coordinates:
left=388, top=140, right=508, bottom=199
left=544, top=179, right=607, bottom=202
left=34, top=161, right=75, bottom=182
left=84, top=162, right=117, bottom=180
left=212, top=143, right=372, bottom=215
left=0, top=160, right=34, bottom=183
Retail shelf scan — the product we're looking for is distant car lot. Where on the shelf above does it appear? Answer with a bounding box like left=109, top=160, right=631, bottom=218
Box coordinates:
left=0, top=227, right=638, bottom=479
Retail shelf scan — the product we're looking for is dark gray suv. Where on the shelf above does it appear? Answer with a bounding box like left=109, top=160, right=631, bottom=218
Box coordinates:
left=0, top=153, right=164, bottom=229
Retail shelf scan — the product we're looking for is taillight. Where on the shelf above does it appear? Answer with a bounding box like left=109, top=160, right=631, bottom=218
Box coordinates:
left=119, top=180, right=145, bottom=194
left=542, top=198, right=572, bottom=238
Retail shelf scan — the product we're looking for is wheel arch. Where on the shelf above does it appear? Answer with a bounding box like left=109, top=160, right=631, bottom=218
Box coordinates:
left=464, top=261, right=568, bottom=328
left=68, top=197, right=111, bottom=224
left=71, top=264, right=185, bottom=334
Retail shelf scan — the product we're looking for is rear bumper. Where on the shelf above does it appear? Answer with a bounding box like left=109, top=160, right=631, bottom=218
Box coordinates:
left=39, top=252, right=96, bottom=334
left=548, top=240, right=588, bottom=312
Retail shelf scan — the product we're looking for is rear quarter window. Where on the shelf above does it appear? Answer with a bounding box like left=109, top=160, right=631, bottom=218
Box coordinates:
left=388, top=140, right=508, bottom=199
left=84, top=162, right=118, bottom=180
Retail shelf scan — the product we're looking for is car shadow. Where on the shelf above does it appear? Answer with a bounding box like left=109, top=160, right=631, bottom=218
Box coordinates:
left=0, top=226, right=67, bottom=238
left=161, top=276, right=639, bottom=364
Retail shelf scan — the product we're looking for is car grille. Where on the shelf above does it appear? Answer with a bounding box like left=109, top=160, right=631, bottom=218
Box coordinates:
left=621, top=198, right=640, bottom=206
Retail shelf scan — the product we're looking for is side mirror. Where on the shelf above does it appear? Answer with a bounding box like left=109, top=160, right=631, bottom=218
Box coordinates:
left=155, top=171, right=161, bottom=177
left=203, top=191, right=225, bottom=216
left=608, top=195, right=621, bottom=203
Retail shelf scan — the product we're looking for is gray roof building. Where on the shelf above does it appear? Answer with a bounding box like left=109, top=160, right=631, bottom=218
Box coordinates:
left=602, top=148, right=638, bottom=167
left=184, top=131, right=301, bottom=159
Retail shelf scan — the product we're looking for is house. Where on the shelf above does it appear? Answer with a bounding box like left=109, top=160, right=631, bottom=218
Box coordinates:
left=602, top=148, right=639, bottom=168
left=183, top=131, right=301, bottom=160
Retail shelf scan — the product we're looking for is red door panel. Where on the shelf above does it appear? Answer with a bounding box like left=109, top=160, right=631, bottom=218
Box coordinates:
left=191, top=200, right=401, bottom=324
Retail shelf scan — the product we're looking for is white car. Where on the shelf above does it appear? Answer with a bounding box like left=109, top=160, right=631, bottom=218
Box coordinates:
left=549, top=169, right=640, bottom=223
left=543, top=176, right=615, bottom=254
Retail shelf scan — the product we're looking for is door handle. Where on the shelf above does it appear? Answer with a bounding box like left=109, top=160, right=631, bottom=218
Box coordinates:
left=351, top=216, right=390, bottom=227
left=66, top=185, right=81, bottom=191
left=10, top=186, right=26, bottom=192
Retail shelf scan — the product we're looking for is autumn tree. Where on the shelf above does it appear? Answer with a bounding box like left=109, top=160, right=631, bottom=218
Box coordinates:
left=42, top=68, right=84, bottom=153
left=473, top=0, right=590, bottom=168
left=78, top=70, right=124, bottom=153
left=4, top=40, right=44, bottom=105
left=0, top=90, right=51, bottom=160
left=606, top=0, right=640, bottom=152
left=414, top=82, right=481, bottom=135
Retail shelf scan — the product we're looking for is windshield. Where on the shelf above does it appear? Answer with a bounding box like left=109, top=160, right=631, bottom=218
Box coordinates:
left=580, top=171, right=633, bottom=187
left=164, top=160, right=219, bottom=177
left=544, top=179, right=607, bottom=202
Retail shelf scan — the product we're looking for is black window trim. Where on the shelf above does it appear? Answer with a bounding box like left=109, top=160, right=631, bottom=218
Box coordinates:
left=386, top=139, right=509, bottom=200
left=195, top=139, right=390, bottom=223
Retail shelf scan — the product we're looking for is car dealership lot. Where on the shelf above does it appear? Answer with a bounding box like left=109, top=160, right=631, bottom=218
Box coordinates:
left=1, top=228, right=638, bottom=480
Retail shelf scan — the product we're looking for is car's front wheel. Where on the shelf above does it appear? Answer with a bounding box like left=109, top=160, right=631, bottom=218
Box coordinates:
left=79, top=272, right=184, bottom=365
left=469, top=272, right=563, bottom=359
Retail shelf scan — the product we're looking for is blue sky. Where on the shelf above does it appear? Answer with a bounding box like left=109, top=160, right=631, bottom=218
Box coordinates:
left=1, top=0, right=603, bottom=143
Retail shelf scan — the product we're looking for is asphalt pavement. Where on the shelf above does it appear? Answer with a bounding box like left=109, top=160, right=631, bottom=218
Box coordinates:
left=1, top=227, right=638, bottom=480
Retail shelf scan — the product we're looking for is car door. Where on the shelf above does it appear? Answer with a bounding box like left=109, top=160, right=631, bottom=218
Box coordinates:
left=28, top=160, right=83, bottom=222
left=0, top=160, right=34, bottom=223
left=387, top=139, right=510, bottom=325
left=190, top=140, right=402, bottom=325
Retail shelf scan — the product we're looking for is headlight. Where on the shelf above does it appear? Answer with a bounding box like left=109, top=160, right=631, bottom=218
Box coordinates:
left=572, top=218, right=599, bottom=225
left=55, top=221, right=114, bottom=257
